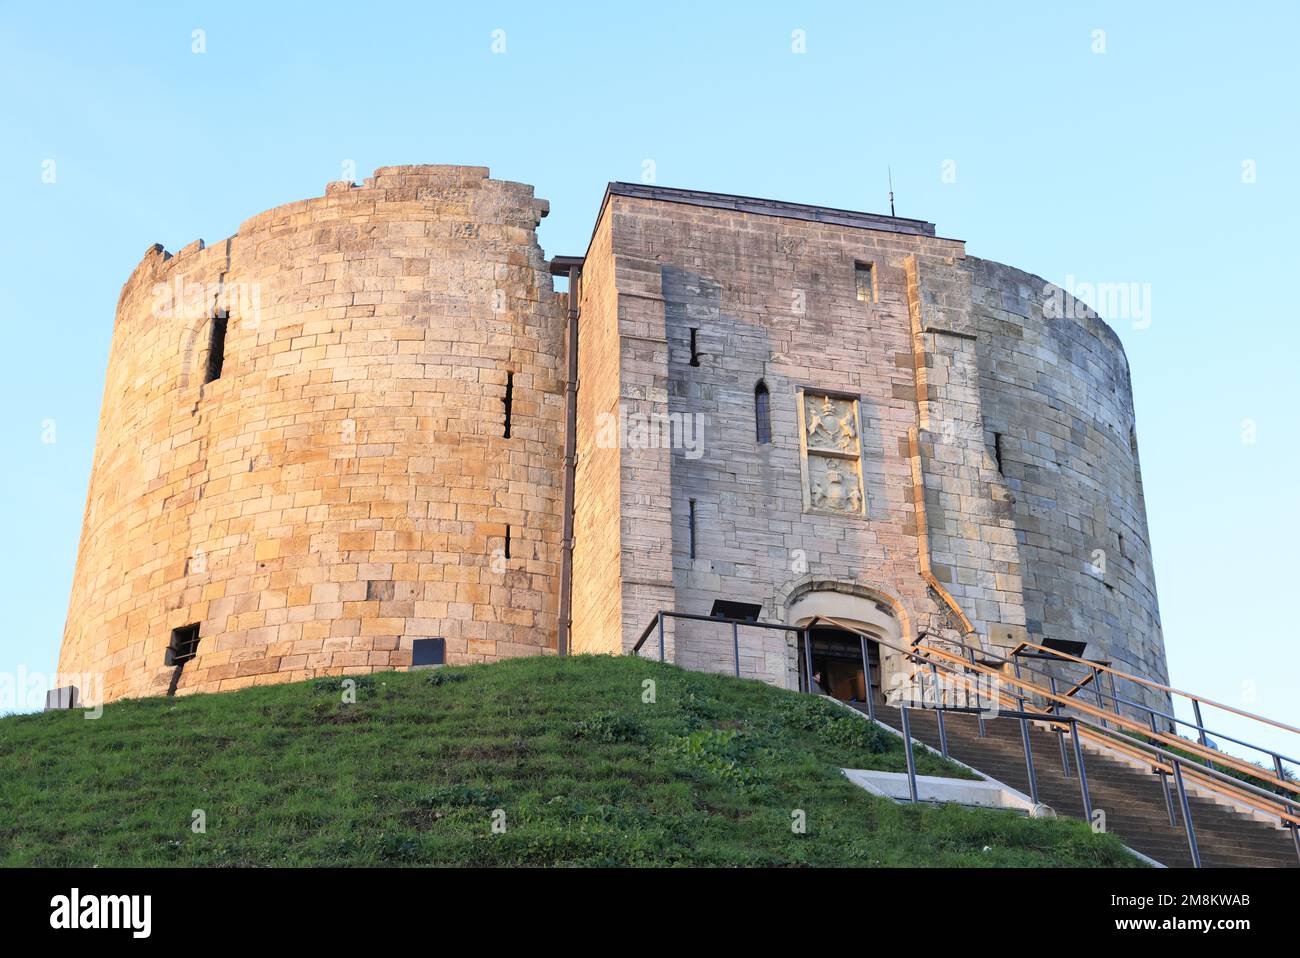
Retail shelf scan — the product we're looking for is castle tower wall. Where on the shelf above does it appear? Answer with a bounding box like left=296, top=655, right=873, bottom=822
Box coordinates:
left=573, top=188, right=963, bottom=685
left=574, top=185, right=1167, bottom=706
left=60, top=171, right=1167, bottom=710
left=59, top=167, right=565, bottom=702
left=967, top=258, right=1166, bottom=710
left=569, top=203, right=625, bottom=656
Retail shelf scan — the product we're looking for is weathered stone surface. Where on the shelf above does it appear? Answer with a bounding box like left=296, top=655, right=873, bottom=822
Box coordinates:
left=60, top=170, right=1167, bottom=715
left=569, top=187, right=1167, bottom=714
left=59, top=166, right=564, bottom=702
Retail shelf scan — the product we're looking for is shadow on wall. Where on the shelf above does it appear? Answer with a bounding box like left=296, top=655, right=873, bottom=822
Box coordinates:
left=663, top=264, right=776, bottom=678
left=658, top=265, right=898, bottom=685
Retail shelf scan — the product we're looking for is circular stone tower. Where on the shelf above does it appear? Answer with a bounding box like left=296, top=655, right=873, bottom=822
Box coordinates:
left=59, top=166, right=565, bottom=703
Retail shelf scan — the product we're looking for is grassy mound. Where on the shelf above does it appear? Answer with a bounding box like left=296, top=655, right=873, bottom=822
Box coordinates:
left=0, top=655, right=1139, bottom=867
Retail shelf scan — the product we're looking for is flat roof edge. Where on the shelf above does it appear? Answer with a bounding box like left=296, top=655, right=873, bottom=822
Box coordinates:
left=606, top=182, right=937, bottom=237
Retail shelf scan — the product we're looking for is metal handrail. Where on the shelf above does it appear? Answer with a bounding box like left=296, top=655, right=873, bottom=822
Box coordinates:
left=901, top=628, right=1298, bottom=793
left=1055, top=676, right=1300, bottom=770
left=632, top=610, right=1295, bottom=794
left=900, top=629, right=1300, bottom=802
left=809, top=614, right=1300, bottom=865
left=932, top=666, right=1299, bottom=831
left=1012, top=638, right=1300, bottom=736
left=1012, top=638, right=1300, bottom=785
left=814, top=618, right=1108, bottom=829
left=630, top=610, right=803, bottom=678
left=629, top=609, right=1300, bottom=864
left=1025, top=662, right=1300, bottom=768
left=895, top=702, right=1094, bottom=821
left=905, top=647, right=1299, bottom=817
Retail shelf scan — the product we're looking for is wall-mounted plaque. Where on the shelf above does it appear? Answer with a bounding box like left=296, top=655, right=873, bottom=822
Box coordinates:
left=797, top=390, right=866, bottom=516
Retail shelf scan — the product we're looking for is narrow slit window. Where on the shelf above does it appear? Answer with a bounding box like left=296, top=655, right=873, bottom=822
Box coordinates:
left=855, top=262, right=875, bottom=304
left=755, top=381, right=772, bottom=444
left=993, top=432, right=1005, bottom=474
left=504, top=525, right=511, bottom=560
left=1129, top=426, right=1142, bottom=492
left=688, top=498, right=697, bottom=559
left=689, top=328, right=701, bottom=367
left=502, top=371, right=513, bottom=438
left=204, top=312, right=228, bottom=384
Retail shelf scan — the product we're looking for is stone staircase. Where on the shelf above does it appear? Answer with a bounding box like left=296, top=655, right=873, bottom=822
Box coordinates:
left=862, top=700, right=1299, bottom=868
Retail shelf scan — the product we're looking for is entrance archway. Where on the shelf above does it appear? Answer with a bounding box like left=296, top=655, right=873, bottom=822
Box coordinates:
left=801, top=625, right=879, bottom=703
left=785, top=587, right=907, bottom=702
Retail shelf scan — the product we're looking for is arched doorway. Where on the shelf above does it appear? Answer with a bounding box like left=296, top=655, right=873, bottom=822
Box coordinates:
left=785, top=586, right=907, bottom=703
left=800, top=625, right=880, bottom=703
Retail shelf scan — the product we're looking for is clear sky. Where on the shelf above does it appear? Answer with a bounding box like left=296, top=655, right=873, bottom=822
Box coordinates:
left=1, top=3, right=1296, bottom=763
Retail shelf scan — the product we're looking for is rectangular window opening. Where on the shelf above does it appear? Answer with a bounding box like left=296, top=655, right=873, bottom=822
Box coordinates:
left=855, top=261, right=875, bottom=304
left=689, top=328, right=701, bottom=367
left=504, top=525, right=511, bottom=560
left=165, top=623, right=200, bottom=696
left=166, top=623, right=201, bottom=667
left=688, top=498, right=697, bottom=559
left=502, top=371, right=513, bottom=438
left=204, top=312, right=229, bottom=384
left=410, top=637, right=446, bottom=667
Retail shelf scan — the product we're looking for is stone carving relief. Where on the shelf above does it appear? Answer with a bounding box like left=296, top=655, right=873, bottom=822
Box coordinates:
left=804, top=394, right=858, bottom=452
left=799, top=391, right=866, bottom=516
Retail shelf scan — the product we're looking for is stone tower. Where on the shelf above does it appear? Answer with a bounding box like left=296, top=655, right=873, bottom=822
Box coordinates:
left=60, top=168, right=1168, bottom=712
left=59, top=166, right=565, bottom=702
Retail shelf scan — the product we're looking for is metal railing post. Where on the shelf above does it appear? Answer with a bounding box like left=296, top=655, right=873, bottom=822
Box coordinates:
left=1151, top=711, right=1177, bottom=826
left=900, top=705, right=919, bottom=803
left=1019, top=718, right=1040, bottom=805
left=1013, top=660, right=1040, bottom=804
left=657, top=611, right=665, bottom=663
left=1192, top=699, right=1208, bottom=747
left=1092, top=667, right=1109, bottom=730
left=803, top=628, right=814, bottom=694
left=1274, top=755, right=1300, bottom=864
left=1105, top=671, right=1122, bottom=720
left=966, top=647, right=986, bottom=738
left=860, top=634, right=876, bottom=721
left=1171, top=759, right=1201, bottom=868
left=1049, top=677, right=1071, bottom=777
left=1068, top=719, right=1093, bottom=825
left=732, top=620, right=740, bottom=677
left=929, top=662, right=949, bottom=759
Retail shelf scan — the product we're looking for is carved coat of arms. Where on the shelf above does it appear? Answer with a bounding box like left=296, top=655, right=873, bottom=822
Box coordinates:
left=799, top=392, right=866, bottom=516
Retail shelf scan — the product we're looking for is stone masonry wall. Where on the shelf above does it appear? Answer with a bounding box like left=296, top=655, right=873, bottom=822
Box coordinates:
left=906, top=254, right=1028, bottom=649
left=59, top=171, right=1168, bottom=710
left=967, top=257, right=1167, bottom=714
left=589, top=192, right=1166, bottom=706
left=570, top=204, right=624, bottom=655
left=598, top=194, right=963, bottom=685
left=59, top=166, right=565, bottom=703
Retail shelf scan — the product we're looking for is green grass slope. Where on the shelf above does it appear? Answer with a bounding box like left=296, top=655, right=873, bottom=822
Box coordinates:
left=0, top=655, right=1140, bottom=867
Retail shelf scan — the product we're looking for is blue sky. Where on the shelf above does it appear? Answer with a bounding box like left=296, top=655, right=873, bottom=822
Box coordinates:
left=1, top=2, right=1296, bottom=761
